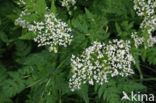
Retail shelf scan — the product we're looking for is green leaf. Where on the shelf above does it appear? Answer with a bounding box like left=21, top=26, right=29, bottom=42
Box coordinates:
left=72, top=16, right=88, bottom=33
left=118, top=80, right=146, bottom=92
left=51, top=0, right=56, bottom=13
left=103, top=87, right=121, bottom=103
left=22, top=50, right=52, bottom=65
left=15, top=40, right=31, bottom=57
left=22, top=14, right=38, bottom=22
left=142, top=49, right=146, bottom=62
left=134, top=55, right=143, bottom=81
left=2, top=72, right=25, bottom=98
left=19, top=32, right=36, bottom=40
left=0, top=31, right=8, bottom=43
left=147, top=48, right=156, bottom=65
left=77, top=85, right=89, bottom=103
left=85, top=8, right=94, bottom=19
left=115, top=22, right=122, bottom=35
left=98, top=85, right=105, bottom=98
left=36, top=0, right=46, bottom=16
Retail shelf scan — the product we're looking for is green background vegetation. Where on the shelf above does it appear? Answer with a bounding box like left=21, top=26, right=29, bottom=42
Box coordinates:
left=0, top=0, right=156, bottom=103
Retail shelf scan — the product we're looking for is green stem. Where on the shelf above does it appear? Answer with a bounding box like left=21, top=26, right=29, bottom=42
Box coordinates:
left=51, top=0, right=56, bottom=13
left=136, top=78, right=156, bottom=81
left=56, top=56, right=70, bottom=69
left=59, top=99, right=62, bottom=103
left=134, top=55, right=143, bottom=81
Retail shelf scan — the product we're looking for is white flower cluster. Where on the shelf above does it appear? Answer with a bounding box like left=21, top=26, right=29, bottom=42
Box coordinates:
left=61, top=0, right=76, bottom=15
left=14, top=9, right=30, bottom=29
left=17, top=0, right=26, bottom=5
left=132, top=0, right=156, bottom=48
left=62, top=0, right=76, bottom=9
left=140, top=15, right=156, bottom=35
left=69, top=40, right=135, bottom=91
left=133, top=0, right=156, bottom=17
left=29, top=13, right=73, bottom=53
left=15, top=9, right=73, bottom=53
left=131, top=32, right=144, bottom=48
left=131, top=31, right=156, bottom=49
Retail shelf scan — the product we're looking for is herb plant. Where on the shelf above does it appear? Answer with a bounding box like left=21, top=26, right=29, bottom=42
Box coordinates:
left=0, top=0, right=156, bottom=103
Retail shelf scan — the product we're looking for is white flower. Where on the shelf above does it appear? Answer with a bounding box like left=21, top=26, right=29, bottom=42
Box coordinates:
left=131, top=32, right=144, bottom=48
left=131, top=17, right=156, bottom=49
left=15, top=1, right=73, bottom=53
left=132, top=0, right=156, bottom=17
left=61, top=0, right=76, bottom=15
left=31, top=13, right=73, bottom=52
left=62, top=0, right=76, bottom=7
left=89, top=79, right=94, bottom=85
left=17, top=0, right=26, bottom=5
left=15, top=9, right=30, bottom=28
left=132, top=0, right=156, bottom=49
left=69, top=40, right=135, bottom=91
left=15, top=7, right=73, bottom=53
left=140, top=16, right=156, bottom=34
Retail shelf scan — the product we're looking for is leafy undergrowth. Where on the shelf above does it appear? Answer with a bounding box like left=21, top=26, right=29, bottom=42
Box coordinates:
left=0, top=0, right=156, bottom=103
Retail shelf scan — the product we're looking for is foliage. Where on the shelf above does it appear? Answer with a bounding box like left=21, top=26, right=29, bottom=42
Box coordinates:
left=0, top=0, right=156, bottom=103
